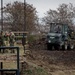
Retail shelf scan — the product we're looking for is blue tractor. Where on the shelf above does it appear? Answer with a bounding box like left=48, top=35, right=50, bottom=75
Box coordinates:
left=46, top=23, right=75, bottom=50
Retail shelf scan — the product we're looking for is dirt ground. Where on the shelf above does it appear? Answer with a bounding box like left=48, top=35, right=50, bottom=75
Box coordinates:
left=25, top=49, right=75, bottom=75
left=1, top=46, right=75, bottom=75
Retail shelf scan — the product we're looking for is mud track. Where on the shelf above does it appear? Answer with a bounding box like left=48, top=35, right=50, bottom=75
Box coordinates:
left=27, top=50, right=75, bottom=75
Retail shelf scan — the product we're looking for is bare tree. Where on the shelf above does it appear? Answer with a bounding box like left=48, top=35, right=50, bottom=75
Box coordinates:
left=42, top=3, right=75, bottom=32
left=58, top=3, right=75, bottom=25
left=4, top=1, right=38, bottom=34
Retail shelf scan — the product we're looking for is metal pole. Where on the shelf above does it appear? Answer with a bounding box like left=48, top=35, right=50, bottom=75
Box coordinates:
left=17, top=47, right=20, bottom=75
left=1, top=62, right=3, bottom=75
left=24, top=0, right=26, bottom=31
left=1, top=0, right=3, bottom=31
left=1, top=2, right=4, bottom=74
left=23, top=0, right=26, bottom=53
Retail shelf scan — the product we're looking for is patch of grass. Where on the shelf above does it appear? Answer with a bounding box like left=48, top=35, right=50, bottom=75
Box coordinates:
left=22, top=67, right=49, bottom=75
left=3, top=62, right=17, bottom=69
left=35, top=67, right=48, bottom=75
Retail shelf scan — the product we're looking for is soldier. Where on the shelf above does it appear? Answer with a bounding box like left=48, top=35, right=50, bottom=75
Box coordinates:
left=4, top=31, right=10, bottom=46
left=0, top=31, right=5, bottom=53
left=9, top=32, right=15, bottom=53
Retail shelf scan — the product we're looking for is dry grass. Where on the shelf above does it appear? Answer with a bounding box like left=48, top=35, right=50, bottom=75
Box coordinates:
left=0, top=45, right=25, bottom=69
left=3, top=62, right=17, bottom=69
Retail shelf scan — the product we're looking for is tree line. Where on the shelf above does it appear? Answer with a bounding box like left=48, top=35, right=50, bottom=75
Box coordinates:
left=42, top=3, right=75, bottom=33
left=1, top=1, right=75, bottom=34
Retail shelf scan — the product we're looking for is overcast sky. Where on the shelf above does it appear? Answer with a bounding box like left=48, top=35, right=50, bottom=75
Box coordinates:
left=0, top=0, right=75, bottom=18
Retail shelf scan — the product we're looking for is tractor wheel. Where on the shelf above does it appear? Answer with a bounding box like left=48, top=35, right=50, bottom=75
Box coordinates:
left=62, top=45, right=65, bottom=50
left=67, top=45, right=70, bottom=50
left=54, top=44, right=60, bottom=50
left=47, top=43, right=52, bottom=50
left=47, top=43, right=49, bottom=50
left=49, top=45, right=52, bottom=50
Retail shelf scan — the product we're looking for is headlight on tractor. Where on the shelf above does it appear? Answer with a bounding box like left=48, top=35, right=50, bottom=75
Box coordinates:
left=48, top=40, right=51, bottom=43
